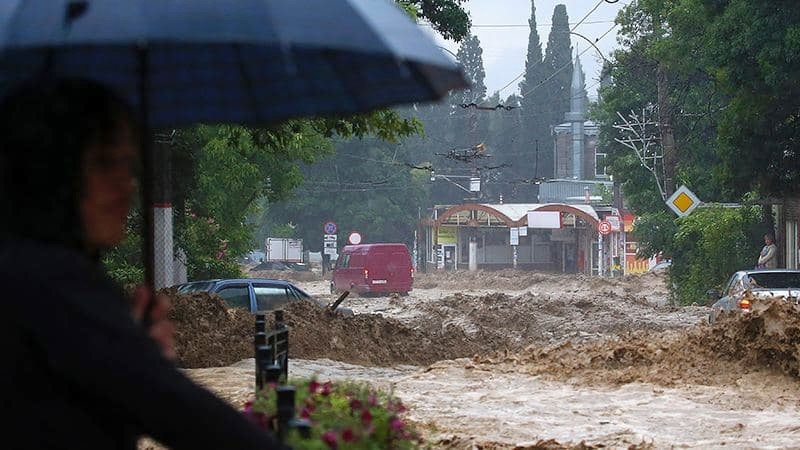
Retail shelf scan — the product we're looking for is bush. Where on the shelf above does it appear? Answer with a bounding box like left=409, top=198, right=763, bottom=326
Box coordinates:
left=668, top=204, right=763, bottom=305
left=103, top=229, right=144, bottom=285
left=187, top=256, right=244, bottom=280
left=245, top=378, right=422, bottom=449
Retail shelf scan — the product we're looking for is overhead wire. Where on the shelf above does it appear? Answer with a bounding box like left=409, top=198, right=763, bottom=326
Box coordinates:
left=490, top=1, right=617, bottom=97
left=300, top=6, right=624, bottom=194
left=479, top=19, right=615, bottom=29
left=571, top=0, right=605, bottom=32
left=518, top=22, right=617, bottom=99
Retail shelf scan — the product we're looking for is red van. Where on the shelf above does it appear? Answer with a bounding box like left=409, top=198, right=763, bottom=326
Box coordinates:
left=331, top=243, right=413, bottom=295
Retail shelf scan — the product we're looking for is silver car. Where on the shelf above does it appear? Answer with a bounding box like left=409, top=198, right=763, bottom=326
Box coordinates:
left=707, top=269, right=800, bottom=324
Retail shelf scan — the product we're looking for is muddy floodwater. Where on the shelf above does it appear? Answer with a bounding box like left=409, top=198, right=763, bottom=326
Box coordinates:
left=160, top=270, right=800, bottom=449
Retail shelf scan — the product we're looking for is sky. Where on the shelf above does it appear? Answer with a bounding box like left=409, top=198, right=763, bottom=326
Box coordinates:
left=428, top=0, right=631, bottom=101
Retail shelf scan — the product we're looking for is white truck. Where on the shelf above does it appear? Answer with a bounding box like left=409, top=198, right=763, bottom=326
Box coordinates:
left=264, top=237, right=303, bottom=263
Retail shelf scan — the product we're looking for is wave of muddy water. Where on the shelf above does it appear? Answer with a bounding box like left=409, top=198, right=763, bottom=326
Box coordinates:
left=160, top=271, right=800, bottom=449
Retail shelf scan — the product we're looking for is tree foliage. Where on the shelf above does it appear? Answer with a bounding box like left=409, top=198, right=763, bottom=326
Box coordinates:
left=669, top=204, right=763, bottom=305
left=517, top=1, right=550, bottom=186
left=593, top=0, right=794, bottom=301
left=593, top=0, right=726, bottom=255
left=542, top=4, right=574, bottom=152
left=264, top=137, right=430, bottom=251
left=403, top=0, right=471, bottom=41
left=668, top=0, right=800, bottom=197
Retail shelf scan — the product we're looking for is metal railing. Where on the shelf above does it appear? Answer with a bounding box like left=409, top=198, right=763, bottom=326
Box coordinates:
left=254, top=310, right=310, bottom=442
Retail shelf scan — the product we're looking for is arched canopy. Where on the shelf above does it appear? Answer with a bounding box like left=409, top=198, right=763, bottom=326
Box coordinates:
left=528, top=203, right=600, bottom=229
left=434, top=203, right=518, bottom=228
left=433, top=203, right=600, bottom=229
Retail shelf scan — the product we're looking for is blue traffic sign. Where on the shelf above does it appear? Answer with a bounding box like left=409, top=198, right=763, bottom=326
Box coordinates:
left=323, top=221, right=337, bottom=235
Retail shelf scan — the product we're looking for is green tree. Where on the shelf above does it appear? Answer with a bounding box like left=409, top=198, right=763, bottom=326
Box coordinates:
left=518, top=1, right=550, bottom=188
left=484, top=92, right=524, bottom=202
left=593, top=0, right=724, bottom=252
left=589, top=0, right=758, bottom=308
left=403, top=0, right=471, bottom=41
left=541, top=4, right=574, bottom=173
left=669, top=204, right=763, bottom=305
left=669, top=0, right=800, bottom=197
left=265, top=137, right=430, bottom=252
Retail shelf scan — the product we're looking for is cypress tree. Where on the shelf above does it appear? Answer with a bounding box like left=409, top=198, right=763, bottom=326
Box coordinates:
left=447, top=34, right=488, bottom=153
left=541, top=4, right=574, bottom=178
left=518, top=1, right=549, bottom=195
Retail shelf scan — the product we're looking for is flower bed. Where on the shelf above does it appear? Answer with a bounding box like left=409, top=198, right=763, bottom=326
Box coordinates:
left=245, top=378, right=422, bottom=449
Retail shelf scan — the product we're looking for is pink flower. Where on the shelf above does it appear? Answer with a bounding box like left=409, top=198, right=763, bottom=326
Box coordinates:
left=244, top=411, right=271, bottom=430
left=361, top=409, right=373, bottom=425
left=389, top=400, right=407, bottom=413
left=321, top=382, right=332, bottom=396
left=309, top=379, right=320, bottom=394
left=349, top=398, right=363, bottom=411
left=321, top=430, right=338, bottom=448
left=390, top=416, right=405, bottom=431
left=367, top=393, right=378, bottom=407
left=299, top=406, right=313, bottom=419
left=342, top=428, right=357, bottom=442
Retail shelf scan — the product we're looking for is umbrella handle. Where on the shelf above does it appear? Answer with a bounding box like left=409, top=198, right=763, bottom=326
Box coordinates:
left=138, top=285, right=157, bottom=330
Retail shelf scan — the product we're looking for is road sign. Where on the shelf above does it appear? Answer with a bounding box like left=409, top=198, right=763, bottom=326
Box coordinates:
left=348, top=231, right=362, bottom=245
left=323, top=233, right=337, bottom=256
left=606, top=215, right=621, bottom=231
left=323, top=221, right=337, bottom=235
left=598, top=220, right=613, bottom=235
left=666, top=185, right=701, bottom=217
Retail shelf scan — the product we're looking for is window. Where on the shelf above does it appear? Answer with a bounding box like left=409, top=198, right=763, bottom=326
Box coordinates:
left=176, top=281, right=215, bottom=294
left=254, top=284, right=291, bottom=311
left=336, top=254, right=350, bottom=269
left=747, top=272, right=800, bottom=289
left=215, top=285, right=250, bottom=310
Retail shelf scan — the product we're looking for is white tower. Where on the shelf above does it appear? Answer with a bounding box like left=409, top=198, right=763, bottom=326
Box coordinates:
left=564, top=52, right=585, bottom=179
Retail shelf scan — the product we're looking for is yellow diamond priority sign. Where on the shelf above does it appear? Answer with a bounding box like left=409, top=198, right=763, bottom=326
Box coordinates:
left=666, top=185, right=701, bottom=217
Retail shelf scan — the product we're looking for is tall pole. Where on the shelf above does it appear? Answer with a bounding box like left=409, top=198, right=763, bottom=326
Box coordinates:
left=657, top=64, right=676, bottom=197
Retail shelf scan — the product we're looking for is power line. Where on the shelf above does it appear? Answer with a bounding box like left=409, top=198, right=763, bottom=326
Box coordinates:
left=519, top=22, right=617, bottom=99
left=476, top=20, right=616, bottom=29
left=492, top=20, right=618, bottom=97
left=419, top=20, right=615, bottom=30
left=572, top=0, right=605, bottom=32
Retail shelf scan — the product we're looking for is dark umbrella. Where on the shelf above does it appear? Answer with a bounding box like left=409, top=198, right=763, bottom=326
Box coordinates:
left=0, top=0, right=467, bottom=287
left=0, top=0, right=466, bottom=126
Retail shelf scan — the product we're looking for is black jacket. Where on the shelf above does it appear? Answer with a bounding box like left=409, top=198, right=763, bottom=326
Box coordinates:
left=0, top=240, right=285, bottom=450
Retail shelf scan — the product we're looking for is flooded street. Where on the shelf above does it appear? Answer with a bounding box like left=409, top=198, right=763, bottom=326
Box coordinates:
left=176, top=270, right=800, bottom=449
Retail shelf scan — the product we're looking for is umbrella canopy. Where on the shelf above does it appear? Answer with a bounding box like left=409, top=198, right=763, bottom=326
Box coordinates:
left=0, top=0, right=467, bottom=127
left=0, top=0, right=468, bottom=291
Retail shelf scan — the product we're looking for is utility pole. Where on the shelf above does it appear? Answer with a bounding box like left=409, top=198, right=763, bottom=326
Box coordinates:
left=657, top=65, right=676, bottom=197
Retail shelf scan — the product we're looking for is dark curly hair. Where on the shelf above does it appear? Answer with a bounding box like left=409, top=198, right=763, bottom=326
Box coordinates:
left=0, top=78, right=136, bottom=254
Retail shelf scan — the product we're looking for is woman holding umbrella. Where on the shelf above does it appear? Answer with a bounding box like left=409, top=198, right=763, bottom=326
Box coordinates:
left=0, top=78, right=287, bottom=450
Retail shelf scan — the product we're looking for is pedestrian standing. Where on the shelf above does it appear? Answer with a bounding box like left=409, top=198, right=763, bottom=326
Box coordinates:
left=757, top=232, right=778, bottom=269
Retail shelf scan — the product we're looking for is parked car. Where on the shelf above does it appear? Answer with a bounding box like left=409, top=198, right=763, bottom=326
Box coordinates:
left=331, top=243, right=413, bottom=296
left=707, top=269, right=800, bottom=324
left=649, top=260, right=672, bottom=273
left=252, top=261, right=292, bottom=271
left=174, top=278, right=353, bottom=316
left=284, top=262, right=311, bottom=272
